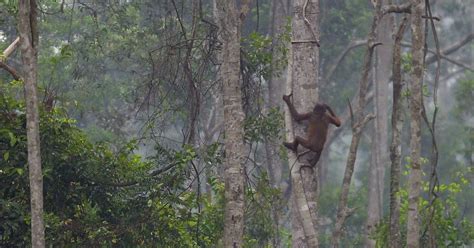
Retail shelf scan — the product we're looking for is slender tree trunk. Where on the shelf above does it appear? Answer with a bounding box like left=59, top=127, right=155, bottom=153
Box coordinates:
left=285, top=46, right=318, bottom=248
left=366, top=2, right=393, bottom=246
left=263, top=1, right=288, bottom=246
left=388, top=16, right=408, bottom=248
left=216, top=0, right=247, bottom=247
left=19, top=0, right=45, bottom=247
left=284, top=0, right=321, bottom=246
left=331, top=3, right=380, bottom=247
left=265, top=0, right=286, bottom=193
left=406, top=0, right=425, bottom=247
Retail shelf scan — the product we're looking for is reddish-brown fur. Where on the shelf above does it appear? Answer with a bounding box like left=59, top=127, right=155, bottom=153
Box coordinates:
left=283, top=94, right=341, bottom=166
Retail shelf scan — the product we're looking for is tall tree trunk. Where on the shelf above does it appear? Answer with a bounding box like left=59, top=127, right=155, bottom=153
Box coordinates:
left=216, top=0, right=247, bottom=247
left=265, top=0, right=286, bottom=194
left=284, top=0, right=321, bottom=246
left=406, top=0, right=425, bottom=247
left=366, top=1, right=393, bottom=246
left=388, top=16, right=408, bottom=248
left=19, top=0, right=45, bottom=247
left=263, top=1, right=288, bottom=246
left=331, top=2, right=380, bottom=246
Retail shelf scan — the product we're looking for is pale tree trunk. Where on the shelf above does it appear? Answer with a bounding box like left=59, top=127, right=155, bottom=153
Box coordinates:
left=265, top=0, right=286, bottom=194
left=216, top=0, right=248, bottom=247
left=285, top=46, right=318, bottom=248
left=388, top=16, right=408, bottom=248
left=331, top=2, right=380, bottom=247
left=263, top=1, right=288, bottom=246
left=406, top=0, right=424, bottom=247
left=284, top=0, right=320, bottom=247
left=202, top=91, right=223, bottom=200
left=366, top=1, right=393, bottom=246
left=19, top=0, right=45, bottom=247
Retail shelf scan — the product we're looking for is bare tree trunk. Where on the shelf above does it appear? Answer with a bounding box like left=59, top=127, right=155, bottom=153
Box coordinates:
left=406, top=0, right=425, bottom=247
left=284, top=46, right=319, bottom=248
left=263, top=1, right=289, bottom=246
left=331, top=2, right=380, bottom=247
left=265, top=0, right=286, bottom=193
left=216, top=0, right=248, bottom=247
left=366, top=1, right=394, bottom=246
left=283, top=0, right=321, bottom=246
left=388, top=16, right=408, bottom=248
left=19, top=0, right=45, bottom=247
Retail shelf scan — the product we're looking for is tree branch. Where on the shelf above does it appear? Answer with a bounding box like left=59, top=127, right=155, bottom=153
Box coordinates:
left=0, top=37, right=22, bottom=81
left=401, top=42, right=474, bottom=71
left=382, top=3, right=411, bottom=14
left=2, top=37, right=20, bottom=58
left=425, top=33, right=474, bottom=64
left=0, top=61, right=21, bottom=81
left=324, top=40, right=367, bottom=83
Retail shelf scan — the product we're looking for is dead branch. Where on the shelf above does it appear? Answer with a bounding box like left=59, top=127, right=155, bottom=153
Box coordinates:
left=2, top=37, right=20, bottom=59
left=324, top=40, right=367, bottom=83
left=0, top=61, right=21, bottom=81
left=425, top=32, right=474, bottom=64
left=401, top=42, right=474, bottom=71
left=0, top=37, right=22, bottom=81
left=382, top=3, right=411, bottom=14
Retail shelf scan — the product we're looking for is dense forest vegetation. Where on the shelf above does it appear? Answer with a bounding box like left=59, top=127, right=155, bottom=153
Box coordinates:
left=0, top=0, right=473, bottom=247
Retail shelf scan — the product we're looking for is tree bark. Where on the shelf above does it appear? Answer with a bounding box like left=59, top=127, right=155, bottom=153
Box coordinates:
left=388, top=16, right=408, bottom=248
left=263, top=1, right=289, bottom=246
left=18, top=0, right=45, bottom=247
left=366, top=1, right=393, bottom=246
left=283, top=0, right=321, bottom=246
left=406, top=0, right=425, bottom=247
left=265, top=0, right=286, bottom=194
left=216, top=0, right=247, bottom=247
left=331, top=2, right=380, bottom=247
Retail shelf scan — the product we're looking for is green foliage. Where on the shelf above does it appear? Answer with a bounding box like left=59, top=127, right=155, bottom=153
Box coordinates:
left=372, top=166, right=474, bottom=247
left=242, top=23, right=290, bottom=80
left=318, top=182, right=368, bottom=247
left=244, top=32, right=273, bottom=79
left=244, top=107, right=284, bottom=143
left=0, top=91, right=224, bottom=246
left=0, top=0, right=17, bottom=14
left=401, top=52, right=413, bottom=73
left=244, top=173, right=285, bottom=247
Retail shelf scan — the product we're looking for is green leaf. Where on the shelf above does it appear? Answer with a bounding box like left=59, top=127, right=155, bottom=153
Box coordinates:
left=8, top=131, right=17, bottom=146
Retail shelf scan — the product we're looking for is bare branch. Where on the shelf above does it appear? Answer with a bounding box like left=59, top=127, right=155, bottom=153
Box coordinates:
left=401, top=42, right=474, bottom=71
left=2, top=37, right=20, bottom=59
left=0, top=37, right=22, bottom=81
left=425, top=33, right=474, bottom=64
left=324, top=40, right=367, bottom=83
left=0, top=61, right=21, bottom=81
left=358, top=114, right=376, bottom=131
left=382, top=3, right=411, bottom=14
